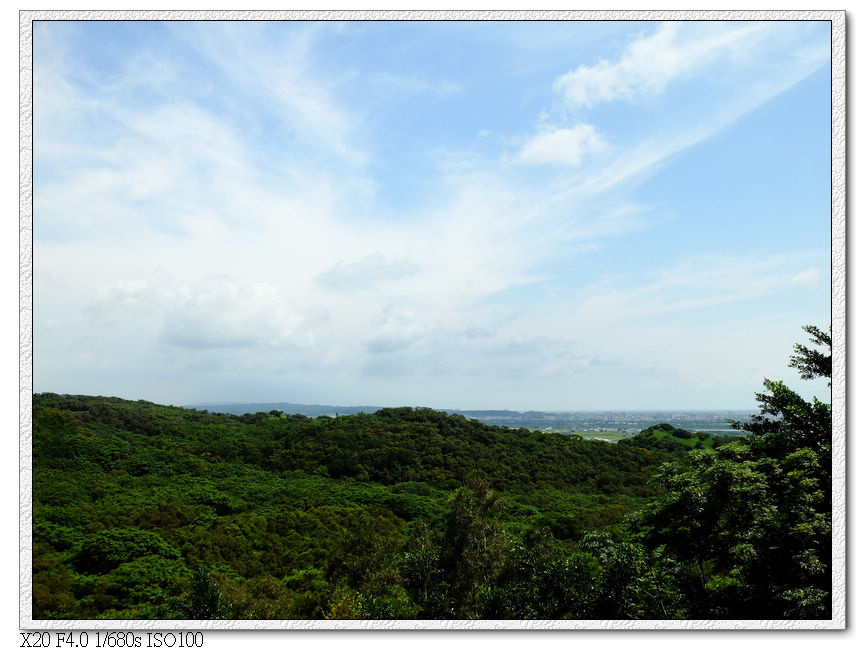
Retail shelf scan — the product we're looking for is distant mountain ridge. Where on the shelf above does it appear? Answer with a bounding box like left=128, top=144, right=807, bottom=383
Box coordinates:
left=187, top=401, right=750, bottom=434
left=186, top=402, right=385, bottom=418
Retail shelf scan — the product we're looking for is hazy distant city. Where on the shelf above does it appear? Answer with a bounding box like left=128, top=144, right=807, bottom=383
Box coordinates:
left=189, top=401, right=752, bottom=436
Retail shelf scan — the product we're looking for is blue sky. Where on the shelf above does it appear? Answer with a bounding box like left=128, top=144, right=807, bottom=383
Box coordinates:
left=32, top=19, right=831, bottom=410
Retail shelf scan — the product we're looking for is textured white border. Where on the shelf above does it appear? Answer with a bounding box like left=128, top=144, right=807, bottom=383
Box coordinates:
left=20, top=5, right=34, bottom=635
left=828, top=7, right=847, bottom=633
left=19, top=9, right=846, bottom=631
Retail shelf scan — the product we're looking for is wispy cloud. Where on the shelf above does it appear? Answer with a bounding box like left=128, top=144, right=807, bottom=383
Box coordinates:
left=553, top=22, right=767, bottom=108
left=372, top=72, right=461, bottom=96
left=517, top=124, right=608, bottom=167
left=317, top=254, right=419, bottom=292
left=790, top=268, right=820, bottom=289
left=573, top=253, right=825, bottom=320
left=175, top=21, right=368, bottom=169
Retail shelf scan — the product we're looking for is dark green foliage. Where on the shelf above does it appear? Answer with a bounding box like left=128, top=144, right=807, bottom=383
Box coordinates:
left=33, top=393, right=666, bottom=619
left=632, top=327, right=832, bottom=619
left=581, top=533, right=670, bottom=619
left=102, top=555, right=189, bottom=611
left=438, top=477, right=509, bottom=618
left=789, top=325, right=831, bottom=385
left=184, top=567, right=231, bottom=619
left=483, top=530, right=597, bottom=619
left=73, top=528, right=181, bottom=574
left=634, top=442, right=830, bottom=618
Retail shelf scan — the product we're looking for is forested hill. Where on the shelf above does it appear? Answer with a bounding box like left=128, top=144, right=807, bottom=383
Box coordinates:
left=33, top=393, right=665, bottom=495
left=33, top=392, right=675, bottom=620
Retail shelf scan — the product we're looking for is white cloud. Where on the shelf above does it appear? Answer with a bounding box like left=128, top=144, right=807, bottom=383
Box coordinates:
left=316, top=254, right=419, bottom=292
left=554, top=22, right=766, bottom=108
left=158, top=280, right=301, bottom=350
left=364, top=306, right=430, bottom=356
left=790, top=267, right=820, bottom=289
left=373, top=72, right=461, bottom=96
left=573, top=253, right=823, bottom=319
left=517, top=124, right=607, bottom=167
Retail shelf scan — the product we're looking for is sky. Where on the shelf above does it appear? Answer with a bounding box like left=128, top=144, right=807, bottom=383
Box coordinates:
left=31, top=19, right=832, bottom=411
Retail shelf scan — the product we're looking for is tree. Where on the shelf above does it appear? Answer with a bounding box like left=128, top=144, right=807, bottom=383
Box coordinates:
left=439, top=476, right=510, bottom=618
left=731, top=324, right=831, bottom=457
left=789, top=325, right=831, bottom=385
left=184, top=566, right=230, bottom=619
left=634, top=326, right=832, bottom=619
